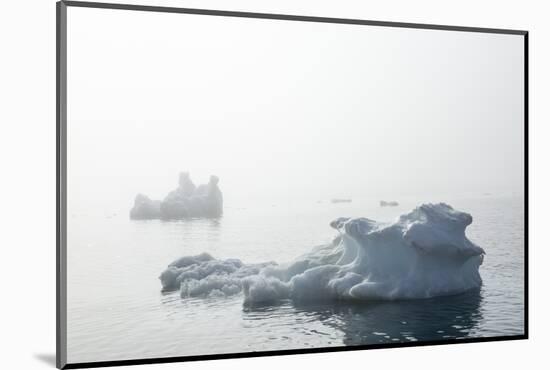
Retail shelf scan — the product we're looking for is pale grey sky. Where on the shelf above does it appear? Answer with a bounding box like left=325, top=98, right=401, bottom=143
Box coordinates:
left=67, top=7, right=524, bottom=211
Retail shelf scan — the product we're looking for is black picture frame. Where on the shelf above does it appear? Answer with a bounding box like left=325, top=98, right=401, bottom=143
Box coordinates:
left=56, top=1, right=529, bottom=368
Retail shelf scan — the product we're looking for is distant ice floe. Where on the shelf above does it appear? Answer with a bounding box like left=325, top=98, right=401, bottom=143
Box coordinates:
left=331, top=198, right=352, bottom=204
left=130, top=172, right=223, bottom=220
left=159, top=203, right=484, bottom=304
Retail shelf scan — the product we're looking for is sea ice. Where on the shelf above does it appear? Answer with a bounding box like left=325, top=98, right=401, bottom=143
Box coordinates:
left=130, top=172, right=223, bottom=220
left=159, top=203, right=484, bottom=304
left=129, top=194, right=161, bottom=220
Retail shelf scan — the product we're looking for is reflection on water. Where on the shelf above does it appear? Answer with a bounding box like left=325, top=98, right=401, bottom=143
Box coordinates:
left=242, top=290, right=483, bottom=345
left=133, top=216, right=223, bottom=230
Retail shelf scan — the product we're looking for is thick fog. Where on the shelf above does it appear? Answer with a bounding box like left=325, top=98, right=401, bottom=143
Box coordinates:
left=66, top=7, right=524, bottom=213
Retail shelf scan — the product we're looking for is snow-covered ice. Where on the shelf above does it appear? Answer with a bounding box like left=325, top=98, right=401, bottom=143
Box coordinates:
left=130, top=172, right=223, bottom=219
left=160, top=203, right=484, bottom=304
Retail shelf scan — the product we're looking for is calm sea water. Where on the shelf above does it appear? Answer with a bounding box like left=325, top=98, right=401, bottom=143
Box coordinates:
left=67, top=196, right=524, bottom=363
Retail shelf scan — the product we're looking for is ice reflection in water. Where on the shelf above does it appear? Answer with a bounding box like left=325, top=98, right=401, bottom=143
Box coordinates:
left=242, top=290, right=483, bottom=345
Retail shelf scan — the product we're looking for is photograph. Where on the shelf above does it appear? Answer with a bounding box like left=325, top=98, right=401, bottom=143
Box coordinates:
left=60, top=3, right=526, bottom=366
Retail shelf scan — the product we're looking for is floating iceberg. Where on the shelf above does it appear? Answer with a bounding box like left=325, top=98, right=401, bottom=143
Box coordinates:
left=129, top=194, right=161, bottom=220
left=160, top=203, right=484, bottom=305
left=331, top=198, right=352, bottom=204
left=130, top=172, right=223, bottom=220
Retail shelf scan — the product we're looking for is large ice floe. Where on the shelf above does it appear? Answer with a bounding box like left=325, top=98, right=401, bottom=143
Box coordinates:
left=159, top=203, right=484, bottom=304
left=130, top=172, right=223, bottom=220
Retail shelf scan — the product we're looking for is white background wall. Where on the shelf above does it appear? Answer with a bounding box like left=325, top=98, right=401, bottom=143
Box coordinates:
left=0, top=0, right=547, bottom=369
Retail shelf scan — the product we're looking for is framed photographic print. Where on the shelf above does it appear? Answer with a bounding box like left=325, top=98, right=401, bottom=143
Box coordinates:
left=57, top=1, right=528, bottom=368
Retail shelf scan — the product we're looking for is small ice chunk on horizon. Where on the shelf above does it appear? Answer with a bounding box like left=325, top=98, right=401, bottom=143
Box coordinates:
left=130, top=172, right=223, bottom=220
